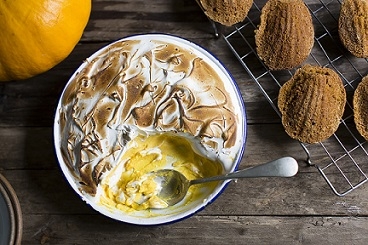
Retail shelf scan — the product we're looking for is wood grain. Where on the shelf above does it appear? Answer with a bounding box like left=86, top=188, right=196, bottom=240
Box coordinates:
left=23, top=215, right=368, bottom=245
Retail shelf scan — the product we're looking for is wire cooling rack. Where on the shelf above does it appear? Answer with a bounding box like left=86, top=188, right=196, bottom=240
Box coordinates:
left=221, top=0, right=368, bottom=196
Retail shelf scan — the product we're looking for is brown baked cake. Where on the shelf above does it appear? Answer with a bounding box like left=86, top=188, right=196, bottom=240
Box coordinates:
left=278, top=65, right=346, bottom=143
left=199, top=0, right=253, bottom=26
left=338, top=0, right=368, bottom=58
left=255, top=0, right=314, bottom=70
left=353, top=75, right=368, bottom=140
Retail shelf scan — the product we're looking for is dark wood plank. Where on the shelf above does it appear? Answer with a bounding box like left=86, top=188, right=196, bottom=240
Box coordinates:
left=23, top=214, right=368, bottom=244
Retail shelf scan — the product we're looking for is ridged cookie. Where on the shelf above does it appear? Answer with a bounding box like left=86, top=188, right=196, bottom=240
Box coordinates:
left=353, top=75, right=368, bottom=140
left=338, top=0, right=368, bottom=58
left=255, top=0, right=314, bottom=70
left=199, top=0, right=253, bottom=26
left=278, top=65, right=346, bottom=143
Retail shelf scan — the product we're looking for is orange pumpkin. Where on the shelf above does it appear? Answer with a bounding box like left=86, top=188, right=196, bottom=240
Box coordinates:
left=0, top=0, right=91, bottom=81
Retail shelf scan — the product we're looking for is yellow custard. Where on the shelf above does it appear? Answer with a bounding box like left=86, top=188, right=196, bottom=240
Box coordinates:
left=98, top=132, right=224, bottom=211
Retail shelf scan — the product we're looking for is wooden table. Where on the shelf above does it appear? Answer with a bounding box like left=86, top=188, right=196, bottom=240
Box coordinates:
left=2, top=0, right=368, bottom=244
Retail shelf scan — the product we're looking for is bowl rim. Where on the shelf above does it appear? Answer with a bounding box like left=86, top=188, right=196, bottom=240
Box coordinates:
left=53, top=33, right=247, bottom=225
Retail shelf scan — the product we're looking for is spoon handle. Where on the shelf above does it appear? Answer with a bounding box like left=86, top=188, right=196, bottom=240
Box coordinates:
left=190, top=157, right=298, bottom=185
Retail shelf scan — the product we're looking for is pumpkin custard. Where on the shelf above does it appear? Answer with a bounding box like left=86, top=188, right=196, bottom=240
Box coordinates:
left=98, top=132, right=223, bottom=210
left=55, top=37, right=244, bottom=211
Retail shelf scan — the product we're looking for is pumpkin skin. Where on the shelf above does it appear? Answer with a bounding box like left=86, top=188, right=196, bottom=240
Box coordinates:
left=0, top=0, right=91, bottom=81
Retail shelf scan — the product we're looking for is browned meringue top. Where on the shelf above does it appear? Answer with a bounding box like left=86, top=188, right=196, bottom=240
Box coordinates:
left=57, top=38, right=242, bottom=195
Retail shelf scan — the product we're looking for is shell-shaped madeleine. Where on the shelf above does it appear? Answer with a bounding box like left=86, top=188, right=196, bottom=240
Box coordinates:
left=255, top=0, right=314, bottom=70
left=278, top=65, right=346, bottom=143
left=338, top=0, right=368, bottom=58
left=200, top=0, right=253, bottom=26
left=353, top=75, right=368, bottom=140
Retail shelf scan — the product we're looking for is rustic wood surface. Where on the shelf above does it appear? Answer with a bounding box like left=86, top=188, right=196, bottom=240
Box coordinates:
left=1, top=0, right=368, bottom=244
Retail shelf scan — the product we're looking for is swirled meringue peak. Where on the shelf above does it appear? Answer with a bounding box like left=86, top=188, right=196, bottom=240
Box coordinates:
left=54, top=34, right=246, bottom=225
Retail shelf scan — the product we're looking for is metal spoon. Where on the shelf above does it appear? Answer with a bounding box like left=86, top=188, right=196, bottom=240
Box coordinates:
left=151, top=156, right=299, bottom=207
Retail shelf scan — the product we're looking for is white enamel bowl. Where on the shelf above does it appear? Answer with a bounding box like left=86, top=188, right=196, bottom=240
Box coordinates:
left=54, top=34, right=247, bottom=225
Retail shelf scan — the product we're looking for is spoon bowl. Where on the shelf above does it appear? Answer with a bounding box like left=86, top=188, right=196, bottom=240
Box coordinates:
left=152, top=156, right=298, bottom=207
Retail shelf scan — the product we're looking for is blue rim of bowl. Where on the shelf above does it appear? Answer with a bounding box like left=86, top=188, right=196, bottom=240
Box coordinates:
left=53, top=33, right=247, bottom=225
